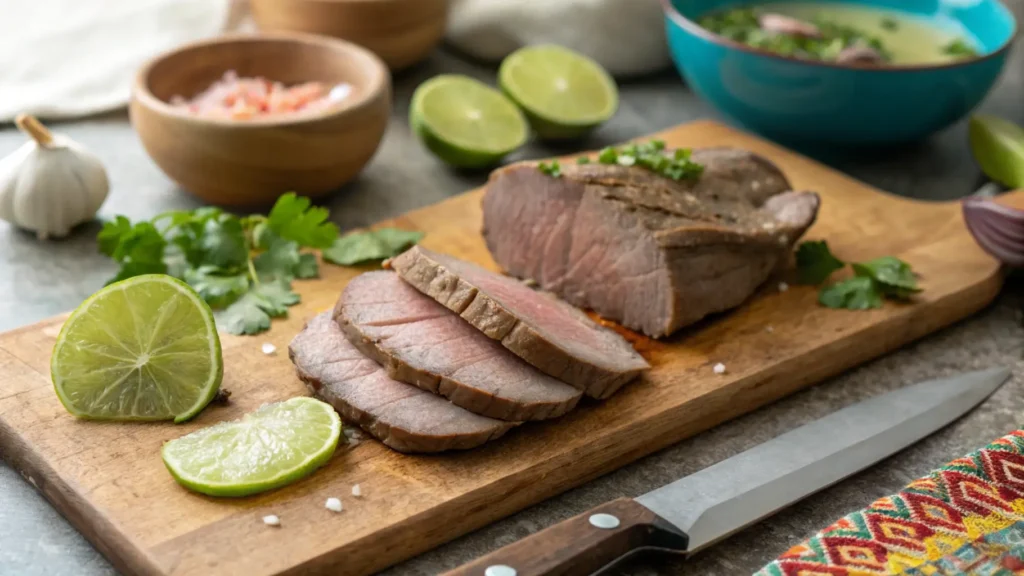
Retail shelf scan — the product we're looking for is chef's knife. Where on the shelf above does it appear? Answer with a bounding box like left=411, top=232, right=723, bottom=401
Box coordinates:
left=446, top=367, right=1011, bottom=576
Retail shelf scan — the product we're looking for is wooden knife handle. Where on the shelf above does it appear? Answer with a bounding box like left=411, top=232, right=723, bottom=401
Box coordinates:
left=444, top=498, right=688, bottom=576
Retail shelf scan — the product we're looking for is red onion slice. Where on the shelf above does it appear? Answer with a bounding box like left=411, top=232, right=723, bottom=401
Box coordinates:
left=963, top=197, right=1024, bottom=266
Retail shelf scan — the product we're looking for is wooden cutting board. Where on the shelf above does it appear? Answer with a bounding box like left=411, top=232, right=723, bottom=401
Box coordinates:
left=0, top=121, right=1011, bottom=576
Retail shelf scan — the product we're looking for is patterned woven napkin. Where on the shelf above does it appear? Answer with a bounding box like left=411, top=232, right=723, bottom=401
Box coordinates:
left=756, top=430, right=1024, bottom=575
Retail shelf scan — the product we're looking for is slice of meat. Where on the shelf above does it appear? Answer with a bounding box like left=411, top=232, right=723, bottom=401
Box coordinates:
left=386, top=246, right=650, bottom=399
left=288, top=312, right=514, bottom=453
left=336, top=271, right=582, bottom=420
left=482, top=147, right=820, bottom=338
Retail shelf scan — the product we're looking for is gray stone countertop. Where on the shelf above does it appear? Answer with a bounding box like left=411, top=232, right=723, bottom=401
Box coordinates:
left=2, top=25, right=1024, bottom=576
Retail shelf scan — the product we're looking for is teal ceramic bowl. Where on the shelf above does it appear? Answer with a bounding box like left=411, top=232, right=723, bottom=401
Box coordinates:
left=662, top=0, right=1017, bottom=145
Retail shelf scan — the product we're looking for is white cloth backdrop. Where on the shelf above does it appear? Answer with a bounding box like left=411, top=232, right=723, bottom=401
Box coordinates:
left=0, top=0, right=670, bottom=122
left=0, top=0, right=251, bottom=122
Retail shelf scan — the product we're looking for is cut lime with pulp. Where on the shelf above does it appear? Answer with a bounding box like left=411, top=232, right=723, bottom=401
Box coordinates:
left=51, top=274, right=222, bottom=423
left=498, top=45, right=618, bottom=140
left=410, top=74, right=528, bottom=168
left=161, top=397, right=342, bottom=497
left=970, top=115, right=1024, bottom=189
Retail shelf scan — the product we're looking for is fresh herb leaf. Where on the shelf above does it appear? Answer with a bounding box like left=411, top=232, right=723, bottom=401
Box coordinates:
left=596, top=140, right=703, bottom=181
left=295, top=253, right=319, bottom=279
left=254, top=280, right=301, bottom=315
left=818, top=276, right=884, bottom=310
left=215, top=281, right=300, bottom=335
left=576, top=157, right=590, bottom=165
left=198, top=214, right=248, bottom=269
left=184, top=266, right=249, bottom=308
left=98, top=219, right=168, bottom=284
left=323, top=228, right=425, bottom=266
left=97, top=216, right=133, bottom=257
left=597, top=147, right=618, bottom=164
left=699, top=7, right=894, bottom=63
left=99, top=193, right=417, bottom=335
left=253, top=239, right=302, bottom=282
left=851, top=256, right=920, bottom=298
left=267, top=192, right=338, bottom=249
left=880, top=18, right=898, bottom=31
left=795, top=240, right=846, bottom=284
left=538, top=161, right=562, bottom=178
left=216, top=292, right=272, bottom=335
left=943, top=38, right=978, bottom=58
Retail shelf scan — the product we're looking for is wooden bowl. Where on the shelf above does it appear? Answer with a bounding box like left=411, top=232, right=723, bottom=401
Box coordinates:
left=130, top=33, right=391, bottom=207
left=250, top=0, right=449, bottom=71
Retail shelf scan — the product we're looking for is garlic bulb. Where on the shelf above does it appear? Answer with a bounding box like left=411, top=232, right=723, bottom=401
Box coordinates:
left=0, top=114, right=109, bottom=239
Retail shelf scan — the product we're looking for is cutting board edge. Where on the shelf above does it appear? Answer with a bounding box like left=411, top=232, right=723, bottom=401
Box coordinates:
left=0, top=414, right=166, bottom=576
left=143, top=261, right=1005, bottom=576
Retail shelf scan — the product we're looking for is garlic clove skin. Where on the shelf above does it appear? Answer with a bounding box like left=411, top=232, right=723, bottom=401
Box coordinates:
left=0, top=115, right=110, bottom=240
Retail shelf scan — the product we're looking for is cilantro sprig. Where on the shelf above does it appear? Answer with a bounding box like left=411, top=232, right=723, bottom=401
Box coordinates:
left=942, top=38, right=978, bottom=58
left=564, top=140, right=704, bottom=182
left=98, top=193, right=424, bottom=335
left=794, top=240, right=921, bottom=310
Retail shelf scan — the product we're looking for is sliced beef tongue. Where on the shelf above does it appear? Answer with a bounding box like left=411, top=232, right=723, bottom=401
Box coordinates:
left=386, top=246, right=650, bottom=399
left=482, top=147, right=820, bottom=338
left=336, top=271, right=582, bottom=420
left=289, top=312, right=514, bottom=453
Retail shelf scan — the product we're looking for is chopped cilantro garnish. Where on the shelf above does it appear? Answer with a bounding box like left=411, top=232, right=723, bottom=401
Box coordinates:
left=576, top=157, right=590, bottom=165
left=880, top=18, right=899, bottom=31
left=538, top=161, right=562, bottom=178
left=698, top=7, right=894, bottom=62
left=942, top=38, right=978, bottom=58
left=595, top=140, right=704, bottom=181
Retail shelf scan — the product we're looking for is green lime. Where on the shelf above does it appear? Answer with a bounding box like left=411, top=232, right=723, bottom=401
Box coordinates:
left=498, top=45, right=618, bottom=140
left=161, top=397, right=342, bottom=497
left=410, top=74, right=528, bottom=168
left=51, top=274, right=222, bottom=423
left=969, top=114, right=1024, bottom=189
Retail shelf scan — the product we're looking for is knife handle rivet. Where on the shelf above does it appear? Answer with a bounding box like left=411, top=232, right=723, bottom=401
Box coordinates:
left=484, top=564, right=517, bottom=576
left=588, top=513, right=621, bottom=529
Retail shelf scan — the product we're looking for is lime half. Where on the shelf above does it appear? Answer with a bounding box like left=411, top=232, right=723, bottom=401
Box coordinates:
left=51, top=274, right=222, bottom=423
left=970, top=115, right=1024, bottom=189
left=499, top=45, right=618, bottom=140
left=410, top=74, right=528, bottom=168
left=161, top=397, right=342, bottom=497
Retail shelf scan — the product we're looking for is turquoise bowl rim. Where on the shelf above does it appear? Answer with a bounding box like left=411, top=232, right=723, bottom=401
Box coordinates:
left=660, top=0, right=1018, bottom=73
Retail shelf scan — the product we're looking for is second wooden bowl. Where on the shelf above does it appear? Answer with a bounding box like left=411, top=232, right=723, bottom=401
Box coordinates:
left=250, top=0, right=450, bottom=71
left=130, top=33, right=391, bottom=207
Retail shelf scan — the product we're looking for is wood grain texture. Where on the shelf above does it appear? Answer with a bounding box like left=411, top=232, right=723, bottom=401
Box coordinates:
left=0, top=121, right=1010, bottom=576
left=250, top=0, right=450, bottom=71
left=444, top=498, right=688, bottom=576
left=130, top=33, right=392, bottom=207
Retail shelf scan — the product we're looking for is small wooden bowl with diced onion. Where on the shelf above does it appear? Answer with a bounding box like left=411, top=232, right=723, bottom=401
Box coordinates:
left=130, top=33, right=391, bottom=207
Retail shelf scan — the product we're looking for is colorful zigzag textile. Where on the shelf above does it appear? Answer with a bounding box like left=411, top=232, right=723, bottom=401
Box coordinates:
left=756, top=429, right=1024, bottom=576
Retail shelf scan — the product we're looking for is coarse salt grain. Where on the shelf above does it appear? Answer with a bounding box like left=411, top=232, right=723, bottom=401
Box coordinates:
left=765, top=326, right=774, bottom=333
left=352, top=484, right=362, bottom=497
left=263, top=514, right=280, bottom=526
left=713, top=363, right=727, bottom=375
left=262, top=342, right=277, bottom=355
left=778, top=282, right=789, bottom=293
left=325, top=497, right=343, bottom=513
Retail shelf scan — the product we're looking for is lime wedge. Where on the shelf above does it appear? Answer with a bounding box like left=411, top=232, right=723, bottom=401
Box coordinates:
left=969, top=114, right=1024, bottom=189
left=161, top=397, right=342, bottom=497
left=498, top=45, right=618, bottom=140
left=410, top=74, right=528, bottom=168
left=51, top=274, right=222, bottom=423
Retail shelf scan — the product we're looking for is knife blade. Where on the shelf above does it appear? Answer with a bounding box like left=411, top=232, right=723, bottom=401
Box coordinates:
left=445, top=367, right=1010, bottom=576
